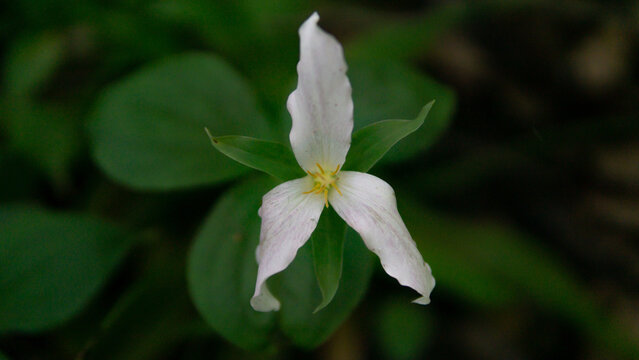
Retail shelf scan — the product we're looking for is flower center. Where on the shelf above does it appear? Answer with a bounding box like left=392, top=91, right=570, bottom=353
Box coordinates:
left=303, top=163, right=343, bottom=208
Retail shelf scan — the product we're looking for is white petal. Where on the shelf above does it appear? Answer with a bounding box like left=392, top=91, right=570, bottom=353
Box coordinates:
left=251, top=176, right=326, bottom=312
left=287, top=12, right=354, bottom=172
left=329, top=171, right=435, bottom=304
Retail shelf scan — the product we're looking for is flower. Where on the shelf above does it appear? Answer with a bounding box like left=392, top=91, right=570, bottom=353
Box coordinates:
left=250, top=12, right=435, bottom=312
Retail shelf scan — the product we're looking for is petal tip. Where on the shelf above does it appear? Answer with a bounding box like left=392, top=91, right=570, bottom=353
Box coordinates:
left=413, top=275, right=436, bottom=305
left=309, top=11, right=320, bottom=23
left=250, top=294, right=281, bottom=312
left=412, top=296, right=431, bottom=305
left=300, top=12, right=320, bottom=33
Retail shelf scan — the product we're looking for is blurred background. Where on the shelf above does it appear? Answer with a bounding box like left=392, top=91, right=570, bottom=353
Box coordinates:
left=1, top=0, right=638, bottom=359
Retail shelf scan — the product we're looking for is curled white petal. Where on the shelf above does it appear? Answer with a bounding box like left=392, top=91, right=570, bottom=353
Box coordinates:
left=329, top=171, right=435, bottom=304
left=251, top=177, right=326, bottom=312
left=288, top=12, right=354, bottom=171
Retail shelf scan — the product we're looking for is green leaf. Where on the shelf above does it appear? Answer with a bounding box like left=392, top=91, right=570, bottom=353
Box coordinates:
left=1, top=32, right=80, bottom=188
left=345, top=101, right=434, bottom=172
left=187, top=176, right=277, bottom=350
left=0, top=205, right=136, bottom=333
left=4, top=31, right=65, bottom=97
left=349, top=59, right=455, bottom=163
left=204, top=132, right=304, bottom=181
left=310, top=208, right=346, bottom=313
left=89, top=53, right=274, bottom=190
left=0, top=351, right=9, bottom=360
left=273, top=230, right=375, bottom=348
left=2, top=99, right=82, bottom=187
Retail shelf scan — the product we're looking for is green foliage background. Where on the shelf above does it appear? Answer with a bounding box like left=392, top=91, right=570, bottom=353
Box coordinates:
left=1, top=0, right=638, bottom=359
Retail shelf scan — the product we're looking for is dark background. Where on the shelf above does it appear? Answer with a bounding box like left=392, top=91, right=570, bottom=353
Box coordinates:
left=1, top=0, right=638, bottom=359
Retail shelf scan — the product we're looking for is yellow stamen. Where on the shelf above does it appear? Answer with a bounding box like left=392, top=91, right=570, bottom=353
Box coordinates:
left=302, top=183, right=320, bottom=194
left=303, top=163, right=343, bottom=207
left=332, top=182, right=343, bottom=196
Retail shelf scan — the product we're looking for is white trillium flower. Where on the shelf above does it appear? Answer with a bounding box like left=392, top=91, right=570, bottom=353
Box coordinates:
left=250, top=12, right=436, bottom=312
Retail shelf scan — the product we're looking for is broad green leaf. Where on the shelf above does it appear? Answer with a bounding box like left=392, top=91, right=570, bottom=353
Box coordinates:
left=273, top=230, right=375, bottom=348
left=0, top=205, right=136, bottom=333
left=204, top=132, right=304, bottom=181
left=0, top=351, right=8, bottom=360
left=152, top=0, right=304, bottom=116
left=2, top=99, right=82, bottom=187
left=89, top=53, right=273, bottom=190
left=4, top=31, right=65, bottom=97
left=349, top=59, right=455, bottom=163
left=310, top=208, right=346, bottom=313
left=187, top=176, right=277, bottom=350
left=345, top=101, right=434, bottom=172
